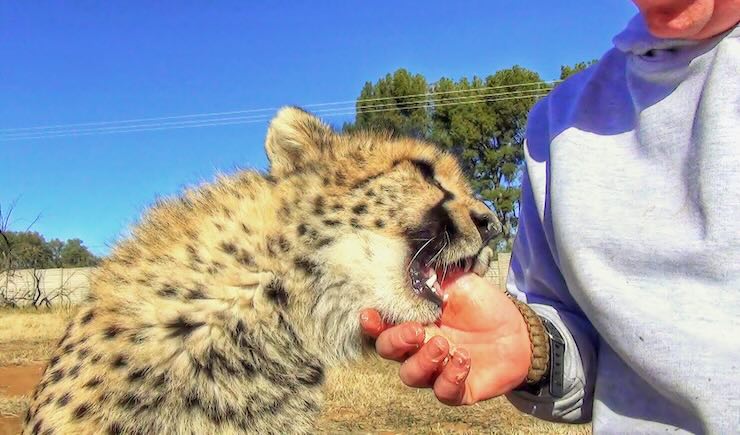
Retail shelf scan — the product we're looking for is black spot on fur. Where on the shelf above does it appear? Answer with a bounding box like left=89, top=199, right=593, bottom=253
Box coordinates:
left=278, top=235, right=291, bottom=252
left=104, top=325, right=123, bottom=340
left=91, top=354, right=102, bottom=364
left=73, top=404, right=89, bottom=419
left=108, top=423, right=123, bottom=435
left=166, top=316, right=205, bottom=339
left=152, top=373, right=167, bottom=389
left=220, top=241, right=237, bottom=255
left=375, top=219, right=386, bottom=228
left=48, top=355, right=60, bottom=368
left=214, top=222, right=224, bottom=231
left=57, top=393, right=71, bottom=407
left=313, top=196, right=325, bottom=215
left=294, top=258, right=321, bottom=275
left=366, top=189, right=375, bottom=197
left=49, top=369, right=64, bottom=383
left=236, top=249, right=255, bottom=267
left=32, top=420, right=43, bottom=434
left=297, top=223, right=308, bottom=236
left=352, top=203, right=368, bottom=215
left=129, top=332, right=146, bottom=344
left=264, top=174, right=277, bottom=184
left=187, top=244, right=203, bottom=263
left=80, top=310, right=94, bottom=324
left=157, top=286, right=178, bottom=298
left=119, top=393, right=140, bottom=409
left=315, top=237, right=333, bottom=248
left=240, top=223, right=251, bottom=234
left=58, top=325, right=72, bottom=345
left=322, top=219, right=341, bottom=227
left=127, top=367, right=148, bottom=382
left=298, top=364, right=325, bottom=386
left=111, top=354, right=128, bottom=369
left=62, top=342, right=75, bottom=353
left=332, top=203, right=344, bottom=211
left=41, top=427, right=54, bottom=435
left=69, top=364, right=81, bottom=379
left=187, top=286, right=208, bottom=299
left=265, top=280, right=289, bottom=307
left=279, top=202, right=293, bottom=220
left=350, top=218, right=362, bottom=229
left=77, top=347, right=89, bottom=359
left=84, top=377, right=103, bottom=389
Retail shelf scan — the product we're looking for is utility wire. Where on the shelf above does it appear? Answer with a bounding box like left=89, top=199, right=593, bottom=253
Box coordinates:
left=1, top=87, right=549, bottom=140
left=1, top=91, right=551, bottom=141
left=0, top=79, right=560, bottom=134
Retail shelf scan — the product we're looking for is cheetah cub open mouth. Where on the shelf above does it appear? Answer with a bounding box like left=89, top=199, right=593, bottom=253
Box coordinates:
left=409, top=249, right=493, bottom=307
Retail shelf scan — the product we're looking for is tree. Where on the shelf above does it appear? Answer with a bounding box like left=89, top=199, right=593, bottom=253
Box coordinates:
left=59, top=238, right=99, bottom=267
left=430, top=66, right=545, bottom=250
left=344, top=66, right=547, bottom=250
left=343, top=68, right=430, bottom=138
left=1, top=203, right=99, bottom=307
left=560, top=59, right=599, bottom=80
left=5, top=231, right=55, bottom=269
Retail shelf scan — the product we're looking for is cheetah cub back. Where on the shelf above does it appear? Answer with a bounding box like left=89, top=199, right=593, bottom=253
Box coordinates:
left=24, top=107, right=500, bottom=434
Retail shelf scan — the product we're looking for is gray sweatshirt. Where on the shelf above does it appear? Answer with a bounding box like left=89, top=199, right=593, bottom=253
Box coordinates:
left=505, top=15, right=739, bottom=434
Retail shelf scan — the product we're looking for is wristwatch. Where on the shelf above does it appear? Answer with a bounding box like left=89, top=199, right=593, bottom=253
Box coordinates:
left=509, top=296, right=566, bottom=398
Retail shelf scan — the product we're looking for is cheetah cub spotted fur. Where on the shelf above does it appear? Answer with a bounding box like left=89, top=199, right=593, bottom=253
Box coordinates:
left=24, top=107, right=501, bottom=434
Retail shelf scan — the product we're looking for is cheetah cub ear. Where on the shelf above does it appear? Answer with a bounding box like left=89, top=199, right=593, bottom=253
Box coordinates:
left=265, top=106, right=335, bottom=177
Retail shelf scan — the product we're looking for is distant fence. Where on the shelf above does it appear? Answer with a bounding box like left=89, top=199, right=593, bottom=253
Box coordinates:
left=0, top=254, right=511, bottom=308
left=0, top=267, right=94, bottom=308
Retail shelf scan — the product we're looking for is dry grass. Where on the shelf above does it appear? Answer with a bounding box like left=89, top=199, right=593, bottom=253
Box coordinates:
left=0, top=307, right=77, bottom=343
left=317, top=357, right=589, bottom=434
left=0, top=307, right=77, bottom=366
left=0, top=397, right=27, bottom=418
left=0, top=309, right=591, bottom=434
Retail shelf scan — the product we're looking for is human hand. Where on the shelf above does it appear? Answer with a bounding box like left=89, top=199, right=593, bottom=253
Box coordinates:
left=360, top=273, right=532, bottom=405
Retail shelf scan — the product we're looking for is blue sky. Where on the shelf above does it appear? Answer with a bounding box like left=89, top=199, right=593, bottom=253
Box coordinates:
left=0, top=1, right=637, bottom=255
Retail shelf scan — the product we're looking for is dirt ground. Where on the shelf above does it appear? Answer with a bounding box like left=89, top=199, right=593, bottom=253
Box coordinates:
left=0, top=308, right=592, bottom=434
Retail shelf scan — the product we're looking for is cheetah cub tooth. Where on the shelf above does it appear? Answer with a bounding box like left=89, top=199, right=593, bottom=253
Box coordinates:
left=473, top=246, right=494, bottom=277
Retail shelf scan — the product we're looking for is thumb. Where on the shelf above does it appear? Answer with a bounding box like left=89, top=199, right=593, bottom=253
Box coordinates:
left=359, top=308, right=390, bottom=338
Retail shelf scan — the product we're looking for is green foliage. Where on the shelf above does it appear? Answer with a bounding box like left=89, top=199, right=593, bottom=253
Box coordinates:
left=559, top=59, right=598, bottom=80
left=0, top=231, right=100, bottom=270
left=344, top=66, right=547, bottom=250
left=343, top=69, right=430, bottom=138
left=59, top=238, right=99, bottom=267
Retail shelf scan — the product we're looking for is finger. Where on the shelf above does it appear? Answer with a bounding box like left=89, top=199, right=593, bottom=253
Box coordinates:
left=359, top=309, right=391, bottom=338
left=433, top=348, right=472, bottom=406
left=399, top=336, right=450, bottom=388
left=374, top=322, right=425, bottom=362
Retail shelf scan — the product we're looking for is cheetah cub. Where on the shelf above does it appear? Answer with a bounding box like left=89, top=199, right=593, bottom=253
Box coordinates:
left=24, top=107, right=501, bottom=434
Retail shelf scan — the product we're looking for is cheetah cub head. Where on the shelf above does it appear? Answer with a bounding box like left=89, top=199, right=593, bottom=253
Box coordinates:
left=267, top=107, right=501, bottom=328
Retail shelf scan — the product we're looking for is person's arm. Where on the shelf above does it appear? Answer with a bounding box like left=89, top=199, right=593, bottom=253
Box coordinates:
left=504, top=102, right=598, bottom=423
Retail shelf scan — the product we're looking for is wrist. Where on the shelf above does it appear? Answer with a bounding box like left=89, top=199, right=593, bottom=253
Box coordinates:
left=507, top=296, right=550, bottom=385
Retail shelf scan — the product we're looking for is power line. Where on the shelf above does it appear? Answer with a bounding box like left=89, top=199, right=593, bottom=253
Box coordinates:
left=1, top=92, right=550, bottom=141
left=0, top=79, right=561, bottom=134
left=0, top=87, right=551, bottom=140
